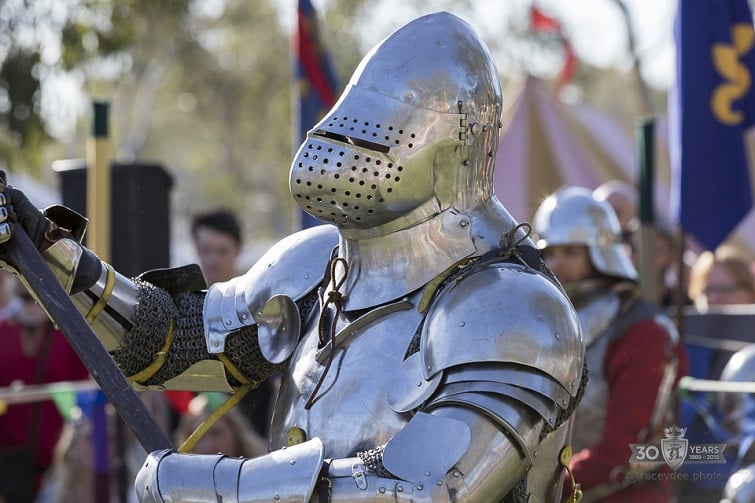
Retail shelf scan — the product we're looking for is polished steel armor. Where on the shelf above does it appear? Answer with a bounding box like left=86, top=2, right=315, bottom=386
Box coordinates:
left=718, top=344, right=755, bottom=440
left=9, top=11, right=586, bottom=503
left=722, top=464, right=755, bottom=503
left=532, top=185, right=638, bottom=281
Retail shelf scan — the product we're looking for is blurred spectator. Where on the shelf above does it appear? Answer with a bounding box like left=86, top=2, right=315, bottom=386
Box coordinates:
left=688, top=247, right=755, bottom=311
left=629, top=217, right=693, bottom=310
left=36, top=404, right=120, bottom=503
left=533, top=186, right=687, bottom=503
left=593, top=179, right=638, bottom=243
left=0, top=279, right=90, bottom=502
left=190, top=208, right=279, bottom=440
left=677, top=248, right=755, bottom=501
left=191, top=209, right=243, bottom=286
left=0, top=271, right=21, bottom=322
left=173, top=393, right=267, bottom=458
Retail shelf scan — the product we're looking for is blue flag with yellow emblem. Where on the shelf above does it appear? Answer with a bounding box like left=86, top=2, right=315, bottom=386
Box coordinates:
left=669, top=0, right=755, bottom=251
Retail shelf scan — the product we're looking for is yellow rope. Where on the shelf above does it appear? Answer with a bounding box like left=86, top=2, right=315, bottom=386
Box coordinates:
left=177, top=352, right=259, bottom=453
left=127, top=318, right=176, bottom=385
left=178, top=383, right=253, bottom=453
left=85, top=263, right=116, bottom=324
left=216, top=352, right=254, bottom=386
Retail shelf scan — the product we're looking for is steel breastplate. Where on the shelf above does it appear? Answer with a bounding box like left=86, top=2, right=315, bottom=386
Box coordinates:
left=269, top=291, right=425, bottom=459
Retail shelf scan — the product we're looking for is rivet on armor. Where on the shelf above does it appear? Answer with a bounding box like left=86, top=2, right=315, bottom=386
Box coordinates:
left=534, top=450, right=538, bottom=457
left=459, top=321, right=465, bottom=327
left=241, top=314, right=248, bottom=320
left=555, top=332, right=561, bottom=339
left=417, top=381, right=423, bottom=387
left=286, top=426, right=306, bottom=446
left=417, top=485, right=424, bottom=491
left=225, top=320, right=232, bottom=326
left=397, top=486, right=404, bottom=492
left=463, top=159, right=470, bottom=166
left=482, top=124, right=490, bottom=132
left=379, top=487, right=386, bottom=494
left=290, top=459, right=296, bottom=465
left=424, top=472, right=431, bottom=477
left=470, top=123, right=482, bottom=135
left=427, top=365, right=432, bottom=371
left=274, top=494, right=280, bottom=500
left=453, top=470, right=460, bottom=477
left=305, top=273, right=311, bottom=279
left=437, top=480, right=443, bottom=486
left=459, top=220, right=469, bottom=227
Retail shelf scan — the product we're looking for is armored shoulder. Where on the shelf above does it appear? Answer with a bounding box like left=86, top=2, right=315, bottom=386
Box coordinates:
left=204, top=224, right=338, bottom=354
left=420, top=262, right=583, bottom=397
left=384, top=262, right=585, bottom=468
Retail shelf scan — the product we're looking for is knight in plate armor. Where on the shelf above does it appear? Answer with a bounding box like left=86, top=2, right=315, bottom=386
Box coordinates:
left=532, top=186, right=688, bottom=503
left=718, top=344, right=755, bottom=499
left=0, top=12, right=586, bottom=503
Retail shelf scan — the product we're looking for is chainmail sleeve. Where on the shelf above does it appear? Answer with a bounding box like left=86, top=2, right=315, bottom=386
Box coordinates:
left=111, top=278, right=284, bottom=388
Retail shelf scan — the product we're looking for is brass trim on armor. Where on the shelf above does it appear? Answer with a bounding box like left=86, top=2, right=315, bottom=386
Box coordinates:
left=85, top=263, right=115, bottom=323
left=127, top=317, right=176, bottom=385
left=216, top=352, right=255, bottom=386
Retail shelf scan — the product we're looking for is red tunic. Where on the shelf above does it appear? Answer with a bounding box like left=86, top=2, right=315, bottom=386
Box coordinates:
left=0, top=321, right=90, bottom=492
left=564, top=318, right=689, bottom=502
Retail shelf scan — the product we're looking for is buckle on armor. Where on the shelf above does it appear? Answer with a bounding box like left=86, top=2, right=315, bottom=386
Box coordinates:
left=352, top=463, right=368, bottom=490
left=559, top=445, right=583, bottom=503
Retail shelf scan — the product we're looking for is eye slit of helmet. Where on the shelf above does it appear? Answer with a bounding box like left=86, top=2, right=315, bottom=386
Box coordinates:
left=312, top=129, right=390, bottom=154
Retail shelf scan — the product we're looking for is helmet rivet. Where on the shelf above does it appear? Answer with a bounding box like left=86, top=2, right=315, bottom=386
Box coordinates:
left=470, top=123, right=482, bottom=135
left=463, top=159, right=470, bottom=166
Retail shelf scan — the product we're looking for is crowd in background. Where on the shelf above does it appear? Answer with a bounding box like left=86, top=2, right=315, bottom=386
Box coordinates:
left=0, top=189, right=754, bottom=502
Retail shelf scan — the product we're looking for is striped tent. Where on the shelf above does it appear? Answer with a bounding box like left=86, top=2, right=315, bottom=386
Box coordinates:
left=493, top=76, right=755, bottom=255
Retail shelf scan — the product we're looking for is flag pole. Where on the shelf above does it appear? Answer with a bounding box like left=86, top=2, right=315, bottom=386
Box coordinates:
left=86, top=99, right=113, bottom=503
left=87, top=100, right=111, bottom=261
left=636, top=116, right=660, bottom=304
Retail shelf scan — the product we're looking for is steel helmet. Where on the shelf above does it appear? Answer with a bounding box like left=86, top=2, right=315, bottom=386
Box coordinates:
left=289, top=12, right=502, bottom=230
left=722, top=464, right=755, bottom=503
left=718, top=344, right=755, bottom=439
left=532, top=185, right=638, bottom=280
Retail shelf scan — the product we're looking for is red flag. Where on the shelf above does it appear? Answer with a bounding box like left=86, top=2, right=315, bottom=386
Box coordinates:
left=529, top=5, right=578, bottom=91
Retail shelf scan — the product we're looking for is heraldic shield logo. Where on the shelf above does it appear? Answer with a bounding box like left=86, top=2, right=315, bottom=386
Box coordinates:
left=661, top=425, right=688, bottom=469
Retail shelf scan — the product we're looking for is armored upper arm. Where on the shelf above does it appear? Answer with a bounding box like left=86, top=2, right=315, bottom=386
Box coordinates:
left=204, top=224, right=339, bottom=358
left=415, top=263, right=584, bottom=460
